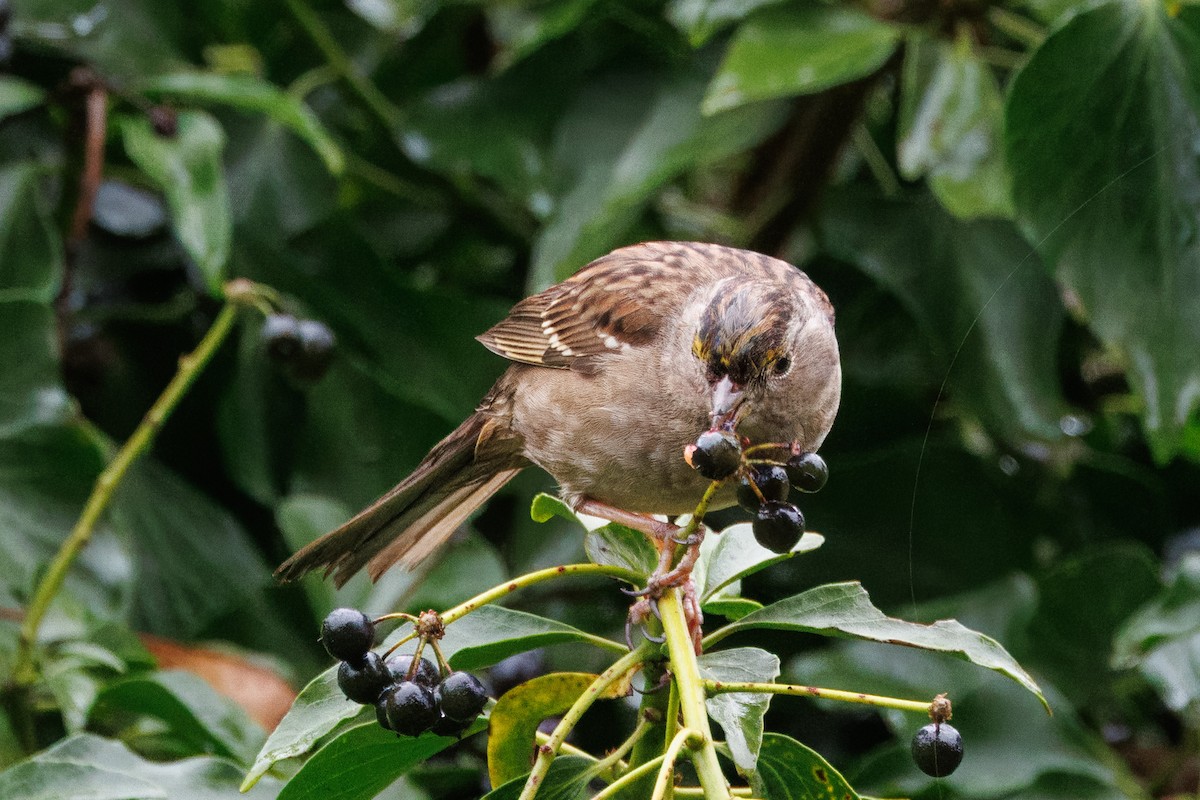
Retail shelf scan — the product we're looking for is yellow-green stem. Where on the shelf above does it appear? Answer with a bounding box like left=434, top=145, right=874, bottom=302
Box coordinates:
left=659, top=589, right=730, bottom=800
left=518, top=644, right=652, bottom=800
left=13, top=296, right=245, bottom=687
left=590, top=754, right=668, bottom=800
left=651, top=728, right=701, bottom=800
left=702, top=680, right=934, bottom=715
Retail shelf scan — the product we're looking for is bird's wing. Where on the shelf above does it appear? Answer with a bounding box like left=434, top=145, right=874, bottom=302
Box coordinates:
left=477, top=241, right=770, bottom=374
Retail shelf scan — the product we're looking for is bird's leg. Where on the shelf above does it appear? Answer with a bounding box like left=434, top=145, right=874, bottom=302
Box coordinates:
left=574, top=498, right=706, bottom=653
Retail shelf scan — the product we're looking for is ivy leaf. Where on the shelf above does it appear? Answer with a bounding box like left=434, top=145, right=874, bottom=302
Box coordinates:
left=439, top=605, right=626, bottom=670
left=138, top=72, right=344, bottom=174
left=698, top=647, right=779, bottom=771
left=487, top=672, right=627, bottom=787
left=120, top=110, right=230, bottom=294
left=751, top=733, right=859, bottom=800
left=709, top=581, right=1048, bottom=711
left=702, top=3, right=900, bottom=114
left=584, top=523, right=657, bottom=577
left=1007, top=1, right=1200, bottom=460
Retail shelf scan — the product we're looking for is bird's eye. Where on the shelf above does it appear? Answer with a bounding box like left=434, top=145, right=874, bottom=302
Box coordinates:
left=773, top=356, right=791, bottom=375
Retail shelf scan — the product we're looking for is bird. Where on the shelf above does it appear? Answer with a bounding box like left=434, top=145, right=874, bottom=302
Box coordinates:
left=275, top=241, right=841, bottom=591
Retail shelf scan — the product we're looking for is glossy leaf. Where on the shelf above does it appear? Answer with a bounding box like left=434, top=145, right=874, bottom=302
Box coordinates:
left=702, top=3, right=900, bottom=115
left=138, top=72, right=344, bottom=174
left=584, top=523, right=658, bottom=577
left=666, top=0, right=783, bottom=46
left=277, top=720, right=483, bottom=800
left=699, top=647, right=779, bottom=771
left=1007, top=1, right=1200, bottom=459
left=898, top=34, right=1013, bottom=219
left=530, top=493, right=580, bottom=525
left=481, top=756, right=594, bottom=800
left=487, top=672, right=626, bottom=787
left=120, top=111, right=230, bottom=294
left=711, top=581, right=1048, bottom=710
left=0, top=163, right=60, bottom=302
left=439, top=605, right=626, bottom=670
left=751, top=733, right=858, bottom=800
left=699, top=523, right=823, bottom=602
left=0, top=77, right=46, bottom=120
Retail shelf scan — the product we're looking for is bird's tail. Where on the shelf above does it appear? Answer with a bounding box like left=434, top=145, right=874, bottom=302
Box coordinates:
left=274, top=413, right=523, bottom=587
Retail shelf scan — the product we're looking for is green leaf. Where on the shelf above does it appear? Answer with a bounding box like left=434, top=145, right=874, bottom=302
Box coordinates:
left=243, top=669, right=365, bottom=790
left=481, top=756, right=594, bottom=800
left=277, top=721, right=483, bottom=800
left=1006, top=1, right=1200, bottom=460
left=701, top=596, right=762, bottom=620
left=897, top=34, right=1013, bottom=219
left=0, top=304, right=75, bottom=437
left=698, top=523, right=823, bottom=602
left=702, top=3, right=900, bottom=115
left=530, top=493, right=580, bottom=525
left=821, top=188, right=1069, bottom=444
left=532, top=62, right=786, bottom=285
left=0, top=77, right=46, bottom=120
left=438, top=605, right=626, bottom=671
left=666, top=0, right=783, bottom=46
left=138, top=72, right=344, bottom=174
left=711, top=581, right=1048, bottom=711
left=0, top=163, right=61, bottom=302
left=109, top=458, right=273, bottom=639
left=751, top=733, right=859, bottom=800
left=89, top=671, right=265, bottom=765
left=120, top=111, right=230, bottom=294
left=0, top=732, right=280, bottom=800
left=698, top=647, right=779, bottom=771
left=584, top=524, right=657, bottom=577
left=487, top=672, right=625, bottom=787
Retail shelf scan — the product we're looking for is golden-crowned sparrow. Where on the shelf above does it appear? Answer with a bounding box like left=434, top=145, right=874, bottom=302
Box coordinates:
left=276, top=241, right=841, bottom=588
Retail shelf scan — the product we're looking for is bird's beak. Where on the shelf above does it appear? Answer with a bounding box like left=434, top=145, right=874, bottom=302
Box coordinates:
left=710, top=375, right=744, bottom=428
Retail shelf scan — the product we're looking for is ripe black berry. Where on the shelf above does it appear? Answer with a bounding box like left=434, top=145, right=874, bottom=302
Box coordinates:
left=291, top=319, right=337, bottom=382
left=262, top=314, right=302, bottom=363
left=321, top=608, right=375, bottom=661
left=911, top=722, right=963, bottom=777
left=387, top=654, right=440, bottom=688
left=785, top=452, right=828, bottom=493
left=436, top=671, right=489, bottom=722
left=689, top=430, right=741, bottom=480
left=337, top=651, right=392, bottom=704
left=736, top=465, right=790, bottom=511
left=752, top=501, right=805, bottom=553
left=430, top=714, right=473, bottom=738
left=384, top=681, right=440, bottom=736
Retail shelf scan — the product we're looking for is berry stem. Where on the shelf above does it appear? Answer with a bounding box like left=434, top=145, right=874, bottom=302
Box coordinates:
left=702, top=680, right=935, bottom=715
left=659, top=588, right=730, bottom=800
left=427, top=638, right=452, bottom=677
left=11, top=280, right=275, bottom=692
left=517, top=643, right=653, bottom=800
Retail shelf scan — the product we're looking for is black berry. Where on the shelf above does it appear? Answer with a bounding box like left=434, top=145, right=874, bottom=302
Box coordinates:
left=321, top=608, right=375, bottom=661
left=752, top=501, right=805, bottom=553
left=785, top=452, right=828, bottom=493
left=291, top=319, right=337, bottom=382
left=337, top=651, right=392, bottom=704
left=262, top=314, right=302, bottom=363
left=436, top=671, right=489, bottom=722
left=384, top=681, right=440, bottom=736
left=387, top=654, right=440, bottom=688
left=736, top=465, right=790, bottom=511
left=911, top=722, right=963, bottom=777
left=430, top=714, right=473, bottom=738
left=375, top=697, right=393, bottom=731
left=689, top=430, right=741, bottom=480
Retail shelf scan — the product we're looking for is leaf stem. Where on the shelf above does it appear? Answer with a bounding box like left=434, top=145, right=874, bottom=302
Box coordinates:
left=703, top=680, right=933, bottom=715
left=590, top=715, right=651, bottom=780
left=651, top=728, right=701, bottom=800
left=12, top=282, right=261, bottom=688
left=517, top=644, right=652, bottom=800
left=660, top=589, right=730, bottom=800
left=590, top=753, right=668, bottom=800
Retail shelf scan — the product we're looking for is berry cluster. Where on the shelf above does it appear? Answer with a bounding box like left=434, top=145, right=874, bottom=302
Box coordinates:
left=321, top=608, right=489, bottom=738
left=262, top=313, right=337, bottom=383
left=686, top=430, right=829, bottom=554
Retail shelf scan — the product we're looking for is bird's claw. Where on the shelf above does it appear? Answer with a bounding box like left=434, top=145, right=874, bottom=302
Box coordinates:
left=625, top=597, right=665, bottom=648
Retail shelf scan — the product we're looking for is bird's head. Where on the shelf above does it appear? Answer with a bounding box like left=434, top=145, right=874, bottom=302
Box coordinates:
left=691, top=279, right=838, bottom=436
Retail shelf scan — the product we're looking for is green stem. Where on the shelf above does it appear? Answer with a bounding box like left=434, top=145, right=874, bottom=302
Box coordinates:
left=660, top=589, right=730, bottom=800
left=591, top=754, right=668, bottom=800
left=518, top=644, right=652, bottom=800
left=590, top=715, right=651, bottom=780
left=703, top=680, right=933, bottom=715
left=986, top=6, right=1046, bottom=47
left=12, top=290, right=250, bottom=687
left=619, top=659, right=672, bottom=800
left=651, top=728, right=701, bottom=800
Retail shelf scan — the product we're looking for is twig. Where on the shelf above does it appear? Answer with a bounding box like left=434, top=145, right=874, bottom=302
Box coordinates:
left=703, top=680, right=934, bottom=715
left=651, top=728, right=701, bottom=800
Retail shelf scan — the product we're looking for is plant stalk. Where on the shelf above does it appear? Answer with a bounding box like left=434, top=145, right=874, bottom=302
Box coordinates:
left=703, top=680, right=933, bottom=715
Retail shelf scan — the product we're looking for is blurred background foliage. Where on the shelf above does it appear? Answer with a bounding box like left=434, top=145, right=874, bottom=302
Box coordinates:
left=1, top=0, right=1199, bottom=797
